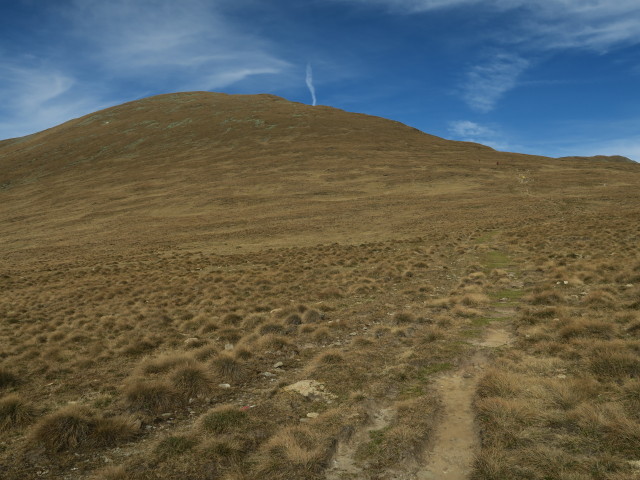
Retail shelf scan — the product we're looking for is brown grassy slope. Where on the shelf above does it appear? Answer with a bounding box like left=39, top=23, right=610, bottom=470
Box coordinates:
left=1, top=92, right=640, bottom=479
left=2, top=91, right=637, bottom=264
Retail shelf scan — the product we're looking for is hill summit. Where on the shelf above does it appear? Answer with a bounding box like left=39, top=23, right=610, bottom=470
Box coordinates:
left=0, top=91, right=638, bottom=261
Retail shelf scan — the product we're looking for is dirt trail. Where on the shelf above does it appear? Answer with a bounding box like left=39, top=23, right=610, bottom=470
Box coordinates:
left=417, top=326, right=514, bottom=480
left=326, top=407, right=395, bottom=479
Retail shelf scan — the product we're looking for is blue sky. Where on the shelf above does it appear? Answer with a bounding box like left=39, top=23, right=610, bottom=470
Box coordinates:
left=2, top=0, right=640, bottom=160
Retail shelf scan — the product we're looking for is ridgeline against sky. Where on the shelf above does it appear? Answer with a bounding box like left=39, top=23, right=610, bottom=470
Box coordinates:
left=1, top=0, right=639, bottom=160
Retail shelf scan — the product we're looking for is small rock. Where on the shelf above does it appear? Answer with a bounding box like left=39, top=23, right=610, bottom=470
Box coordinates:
left=349, top=332, right=357, bottom=336
left=184, top=337, right=203, bottom=348
left=557, top=374, right=567, bottom=379
left=224, top=343, right=234, bottom=350
left=261, top=372, right=276, bottom=378
left=306, top=412, right=319, bottom=418
left=218, top=383, right=231, bottom=389
left=160, top=413, right=172, bottom=418
left=273, top=362, right=284, bottom=368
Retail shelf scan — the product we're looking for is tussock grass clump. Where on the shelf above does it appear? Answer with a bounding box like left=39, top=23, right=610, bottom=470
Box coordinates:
left=393, top=312, right=414, bottom=324
left=316, top=350, right=344, bottom=365
left=477, top=369, right=523, bottom=398
left=317, top=288, right=342, bottom=299
left=0, top=394, right=35, bottom=430
left=539, top=377, right=599, bottom=410
left=257, top=334, right=294, bottom=351
left=452, top=305, right=483, bottom=318
left=302, top=309, right=323, bottom=323
left=155, top=435, right=198, bottom=456
left=170, top=362, right=213, bottom=399
left=589, top=349, right=640, bottom=379
left=0, top=367, right=19, bottom=389
left=582, top=289, right=616, bottom=308
left=557, top=318, right=614, bottom=339
left=30, top=405, right=139, bottom=452
left=259, top=322, right=286, bottom=335
left=212, top=353, right=247, bottom=382
left=140, top=353, right=192, bottom=374
left=200, top=404, right=248, bottom=434
left=222, top=313, right=243, bottom=326
left=312, top=328, right=331, bottom=344
left=256, top=425, right=328, bottom=479
left=198, top=437, right=245, bottom=465
left=284, top=313, right=302, bottom=325
left=123, top=379, right=181, bottom=413
left=527, top=290, right=565, bottom=305
left=475, top=397, right=542, bottom=449
left=121, top=336, right=160, bottom=356
left=460, top=293, right=490, bottom=307
left=218, top=327, right=243, bottom=343
left=90, top=465, right=128, bottom=480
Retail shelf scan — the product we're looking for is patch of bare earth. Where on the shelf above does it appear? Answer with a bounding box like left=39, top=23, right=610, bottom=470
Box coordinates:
left=418, top=327, right=514, bottom=480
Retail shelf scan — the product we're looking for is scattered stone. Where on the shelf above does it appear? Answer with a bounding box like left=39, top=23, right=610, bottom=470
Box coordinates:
left=283, top=380, right=337, bottom=402
left=306, top=412, right=319, bottom=418
left=218, top=383, right=231, bottom=389
left=184, top=337, right=203, bottom=348
left=273, top=361, right=284, bottom=368
left=261, top=372, right=276, bottom=378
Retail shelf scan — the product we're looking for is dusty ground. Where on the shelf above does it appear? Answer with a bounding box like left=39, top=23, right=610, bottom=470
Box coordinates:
left=1, top=92, right=639, bottom=479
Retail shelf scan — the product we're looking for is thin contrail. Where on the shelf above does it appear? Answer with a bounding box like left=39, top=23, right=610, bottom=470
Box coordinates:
left=306, top=63, right=317, bottom=106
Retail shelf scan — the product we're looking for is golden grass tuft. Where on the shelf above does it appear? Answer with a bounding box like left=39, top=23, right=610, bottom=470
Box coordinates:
left=302, top=309, right=323, bottom=323
left=170, top=362, right=213, bottom=399
left=200, top=404, right=248, bottom=434
left=477, top=369, right=524, bottom=399
left=155, top=434, right=199, bottom=456
left=140, top=353, right=192, bottom=374
left=211, top=353, right=248, bottom=383
left=0, top=394, right=36, bottom=430
left=123, top=378, right=181, bottom=413
left=256, top=425, right=328, bottom=479
left=0, top=367, right=19, bottom=389
left=29, top=405, right=139, bottom=452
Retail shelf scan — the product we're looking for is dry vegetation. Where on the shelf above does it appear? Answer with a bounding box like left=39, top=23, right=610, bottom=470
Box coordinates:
left=0, top=91, right=639, bottom=479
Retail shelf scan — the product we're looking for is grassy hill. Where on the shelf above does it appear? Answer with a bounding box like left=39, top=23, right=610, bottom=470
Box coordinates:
left=1, top=92, right=639, bottom=479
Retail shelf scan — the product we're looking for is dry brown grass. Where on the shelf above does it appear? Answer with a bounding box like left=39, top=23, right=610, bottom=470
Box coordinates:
left=29, top=405, right=139, bottom=452
left=0, top=91, right=639, bottom=478
left=0, top=394, right=35, bottom=430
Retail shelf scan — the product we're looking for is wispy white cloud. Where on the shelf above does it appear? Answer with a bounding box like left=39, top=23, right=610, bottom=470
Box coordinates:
left=342, top=0, right=640, bottom=52
left=65, top=0, right=291, bottom=90
left=448, top=119, right=511, bottom=150
left=0, top=0, right=293, bottom=139
left=0, top=63, right=104, bottom=139
left=340, top=0, right=640, bottom=112
left=461, top=53, right=529, bottom=112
